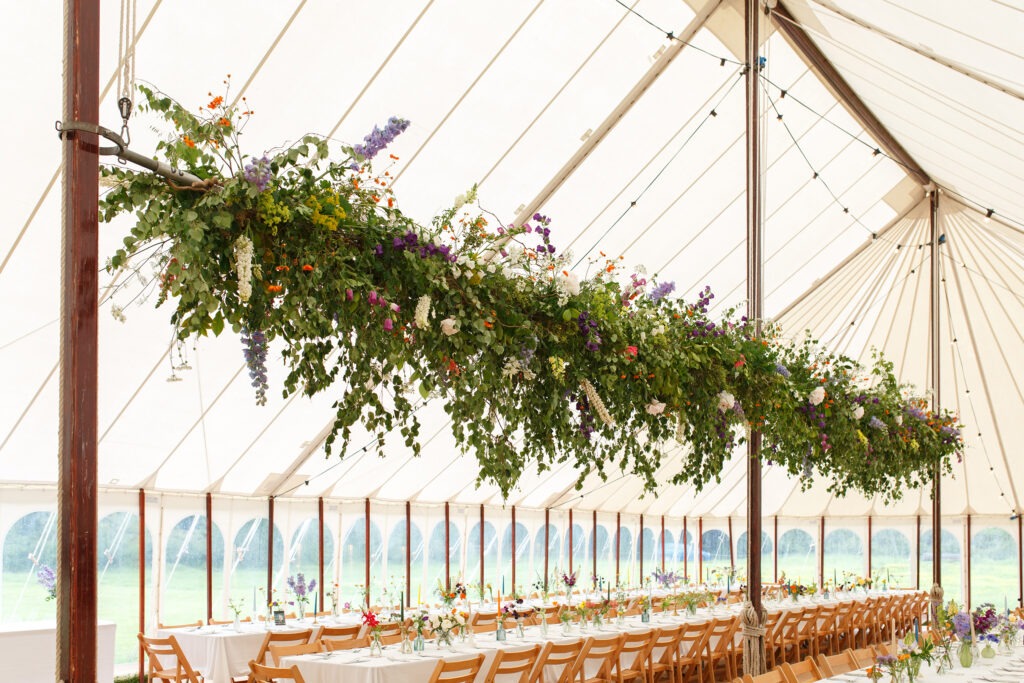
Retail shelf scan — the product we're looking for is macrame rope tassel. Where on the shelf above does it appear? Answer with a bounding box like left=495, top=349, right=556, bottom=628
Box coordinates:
left=741, top=600, right=768, bottom=676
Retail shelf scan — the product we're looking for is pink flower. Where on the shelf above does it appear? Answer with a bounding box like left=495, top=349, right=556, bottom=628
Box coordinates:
left=734, top=355, right=745, bottom=368
left=346, top=288, right=353, bottom=301
left=390, top=303, right=400, bottom=312
left=383, top=319, right=393, bottom=331
left=368, top=291, right=378, bottom=305
left=625, top=346, right=638, bottom=358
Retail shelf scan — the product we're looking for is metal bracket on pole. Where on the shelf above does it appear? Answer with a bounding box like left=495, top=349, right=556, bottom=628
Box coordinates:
left=56, top=120, right=203, bottom=186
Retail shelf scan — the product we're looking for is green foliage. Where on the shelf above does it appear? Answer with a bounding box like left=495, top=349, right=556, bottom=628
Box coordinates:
left=99, top=85, right=963, bottom=502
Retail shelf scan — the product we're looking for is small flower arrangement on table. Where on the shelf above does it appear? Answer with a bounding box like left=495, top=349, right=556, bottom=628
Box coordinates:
left=502, top=598, right=530, bottom=636
left=997, top=613, right=1024, bottom=652
left=562, top=569, right=578, bottom=606
left=595, top=599, right=612, bottom=628
left=286, top=573, right=316, bottom=617
left=361, top=611, right=386, bottom=656
left=429, top=611, right=465, bottom=649
left=434, top=579, right=461, bottom=609
left=651, top=568, right=679, bottom=589
left=228, top=597, right=246, bottom=627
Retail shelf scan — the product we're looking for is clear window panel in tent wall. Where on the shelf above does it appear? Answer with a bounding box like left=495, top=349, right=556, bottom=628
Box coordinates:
left=871, top=518, right=915, bottom=590
left=337, top=501, right=370, bottom=608
left=619, top=513, right=638, bottom=587
left=824, top=518, right=866, bottom=587
left=550, top=509, right=568, bottom=579
left=376, top=501, right=408, bottom=608
left=273, top=498, right=333, bottom=616
left=734, top=520, right=774, bottom=584
left=920, top=521, right=964, bottom=602
left=97, top=491, right=151, bottom=666
left=516, top=508, right=542, bottom=595
left=700, top=519, right=732, bottom=583
left=466, top=507, right=497, bottom=590
left=641, top=521, right=659, bottom=575
left=493, top=506, right=513, bottom=599
left=970, top=516, right=1018, bottom=609
left=777, top=518, right=818, bottom=586
left=594, top=513, right=615, bottom=589
left=163, top=495, right=219, bottom=626
left=1, top=498, right=58, bottom=624
left=222, top=499, right=282, bottom=615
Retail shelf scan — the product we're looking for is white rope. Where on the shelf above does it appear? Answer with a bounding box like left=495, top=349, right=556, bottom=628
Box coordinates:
left=164, top=512, right=200, bottom=586
left=99, top=511, right=133, bottom=581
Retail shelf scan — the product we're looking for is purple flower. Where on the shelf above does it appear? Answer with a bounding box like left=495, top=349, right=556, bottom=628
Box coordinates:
left=649, top=281, right=676, bottom=302
left=241, top=327, right=269, bottom=406
left=374, top=244, right=384, bottom=256
left=774, top=363, right=791, bottom=379
left=869, top=416, right=886, bottom=430
left=345, top=288, right=353, bottom=301
left=242, top=156, right=272, bottom=192
left=36, top=565, right=56, bottom=600
left=353, top=116, right=410, bottom=162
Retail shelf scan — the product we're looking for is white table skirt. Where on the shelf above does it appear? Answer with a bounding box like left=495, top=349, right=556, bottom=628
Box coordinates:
left=0, top=619, right=116, bottom=683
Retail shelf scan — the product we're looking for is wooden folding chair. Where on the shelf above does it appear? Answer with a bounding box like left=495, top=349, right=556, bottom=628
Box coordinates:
left=249, top=660, right=306, bottom=683
left=251, top=629, right=314, bottom=670
left=871, top=643, right=892, bottom=658
left=208, top=617, right=252, bottom=625
left=317, top=624, right=361, bottom=644
left=157, top=620, right=203, bottom=630
left=812, top=605, right=837, bottom=657
left=427, top=653, right=486, bottom=683
left=647, top=624, right=685, bottom=683
left=847, top=646, right=875, bottom=668
left=482, top=644, right=541, bottom=683
left=612, top=630, right=655, bottom=683
left=791, top=607, right=820, bottom=662
left=323, top=636, right=369, bottom=651
left=570, top=634, right=625, bottom=683
left=704, top=617, right=740, bottom=683
left=815, top=650, right=857, bottom=676
left=777, top=609, right=804, bottom=665
left=138, top=634, right=203, bottom=683
left=473, top=610, right=500, bottom=627
left=268, top=640, right=323, bottom=666
left=830, top=602, right=855, bottom=654
left=531, top=640, right=588, bottom=683
left=739, top=669, right=785, bottom=683
left=779, top=658, right=823, bottom=683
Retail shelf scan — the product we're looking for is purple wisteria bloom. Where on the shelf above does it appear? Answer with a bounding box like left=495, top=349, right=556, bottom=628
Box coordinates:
left=353, top=116, right=410, bottom=162
left=242, top=156, right=272, bottom=192
left=241, top=327, right=269, bottom=405
left=869, top=416, right=886, bottom=430
left=649, top=280, right=676, bottom=302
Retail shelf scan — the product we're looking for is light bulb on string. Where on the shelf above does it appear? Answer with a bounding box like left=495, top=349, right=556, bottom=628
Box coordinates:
left=984, top=209, right=993, bottom=222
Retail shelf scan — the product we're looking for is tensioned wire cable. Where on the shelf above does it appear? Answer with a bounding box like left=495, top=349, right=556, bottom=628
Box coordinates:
left=597, top=0, right=1024, bottom=234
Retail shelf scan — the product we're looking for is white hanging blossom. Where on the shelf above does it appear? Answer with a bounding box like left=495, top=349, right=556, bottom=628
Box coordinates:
left=501, top=358, right=536, bottom=381
left=554, top=271, right=580, bottom=306
left=233, top=235, right=254, bottom=302
left=452, top=184, right=478, bottom=212
left=895, top=414, right=903, bottom=426
left=580, top=378, right=614, bottom=426
left=853, top=406, right=865, bottom=420
left=717, top=390, right=735, bottom=412
left=440, top=318, right=458, bottom=336
left=110, top=304, right=127, bottom=323
left=646, top=399, right=666, bottom=416
left=808, top=386, right=826, bottom=406
left=415, top=295, right=431, bottom=329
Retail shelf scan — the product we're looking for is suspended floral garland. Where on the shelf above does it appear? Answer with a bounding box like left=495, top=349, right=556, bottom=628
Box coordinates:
left=99, top=85, right=963, bottom=502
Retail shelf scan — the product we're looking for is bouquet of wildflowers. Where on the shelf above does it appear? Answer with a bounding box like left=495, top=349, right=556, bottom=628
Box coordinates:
left=651, top=568, right=679, bottom=589
left=286, top=573, right=316, bottom=615
left=435, top=579, right=459, bottom=608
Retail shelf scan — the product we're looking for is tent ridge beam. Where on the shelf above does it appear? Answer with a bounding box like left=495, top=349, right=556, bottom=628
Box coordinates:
left=770, top=2, right=931, bottom=186
left=512, top=0, right=724, bottom=227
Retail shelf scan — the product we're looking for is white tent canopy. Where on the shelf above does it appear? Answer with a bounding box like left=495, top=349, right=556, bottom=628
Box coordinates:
left=1, top=0, right=1023, bottom=517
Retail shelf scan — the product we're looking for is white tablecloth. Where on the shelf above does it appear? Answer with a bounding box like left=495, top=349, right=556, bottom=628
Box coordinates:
left=0, top=619, right=116, bottom=683
left=282, top=590, right=923, bottom=683
left=159, top=620, right=331, bottom=683
left=822, top=650, right=1024, bottom=682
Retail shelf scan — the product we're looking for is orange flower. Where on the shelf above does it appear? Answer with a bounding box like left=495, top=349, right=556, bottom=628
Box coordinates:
left=267, top=285, right=283, bottom=293
left=484, top=321, right=493, bottom=328
left=208, top=96, right=224, bottom=109
left=301, top=264, right=313, bottom=272
left=218, top=117, right=231, bottom=127
left=182, top=135, right=195, bottom=148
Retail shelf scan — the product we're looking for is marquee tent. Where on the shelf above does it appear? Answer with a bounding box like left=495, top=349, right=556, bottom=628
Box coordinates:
left=1, top=0, right=1022, bottom=673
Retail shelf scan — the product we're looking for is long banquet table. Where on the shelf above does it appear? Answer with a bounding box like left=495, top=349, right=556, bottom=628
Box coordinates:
left=281, top=590, right=924, bottom=683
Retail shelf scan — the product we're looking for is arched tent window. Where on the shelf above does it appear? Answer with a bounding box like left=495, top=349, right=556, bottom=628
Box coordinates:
left=164, top=514, right=223, bottom=625
left=499, top=521, right=528, bottom=594
left=661, top=529, right=675, bottom=571
left=568, top=523, right=586, bottom=571
left=971, top=526, right=1016, bottom=606
left=638, top=527, right=657, bottom=564
left=286, top=517, right=333, bottom=578
left=824, top=528, right=863, bottom=581
left=871, top=528, right=910, bottom=585
left=735, top=530, right=772, bottom=579
left=920, top=528, right=962, bottom=601
left=339, top=516, right=381, bottom=605
left=777, top=529, right=816, bottom=583
left=97, top=511, right=153, bottom=664
left=591, top=524, right=612, bottom=585
left=426, top=520, right=459, bottom=594
left=531, top=524, right=559, bottom=582
left=2, top=511, right=58, bottom=622
left=466, top=520, right=496, bottom=584
left=701, top=529, right=731, bottom=578
left=618, top=527, right=633, bottom=581
left=387, top=520, right=423, bottom=574
left=230, top=517, right=282, bottom=600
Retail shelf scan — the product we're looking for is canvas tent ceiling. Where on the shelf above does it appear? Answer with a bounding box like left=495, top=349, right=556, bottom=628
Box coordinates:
left=0, top=0, right=1021, bottom=518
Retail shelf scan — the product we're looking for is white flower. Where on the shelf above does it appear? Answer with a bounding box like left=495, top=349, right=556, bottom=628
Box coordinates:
left=581, top=378, right=614, bottom=426
left=809, top=386, right=826, bottom=406
left=440, top=318, right=458, bottom=336
left=675, top=416, right=686, bottom=442
left=563, top=272, right=580, bottom=296
left=452, top=265, right=462, bottom=278
left=717, top=390, right=735, bottom=412
left=110, top=304, right=127, bottom=323
left=415, top=295, right=431, bottom=329
left=853, top=406, right=864, bottom=420
left=895, top=414, right=903, bottom=426
left=233, top=235, right=254, bottom=302
left=487, top=264, right=496, bottom=273
left=646, top=400, right=666, bottom=415
left=652, top=324, right=666, bottom=336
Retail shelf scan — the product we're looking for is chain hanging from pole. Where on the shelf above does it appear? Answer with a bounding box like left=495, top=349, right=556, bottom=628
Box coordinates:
left=115, top=0, right=138, bottom=145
